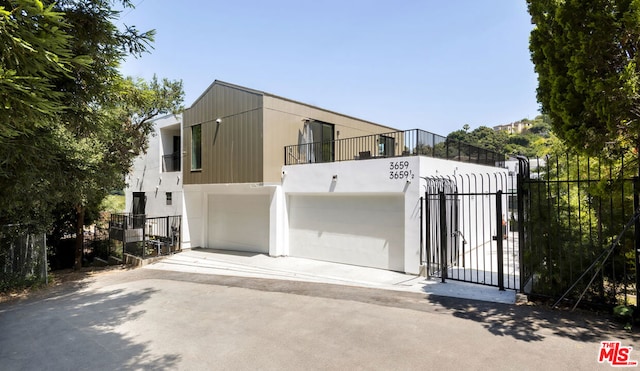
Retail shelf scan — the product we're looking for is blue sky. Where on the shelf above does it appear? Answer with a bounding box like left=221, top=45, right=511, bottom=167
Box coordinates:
left=118, top=0, right=539, bottom=136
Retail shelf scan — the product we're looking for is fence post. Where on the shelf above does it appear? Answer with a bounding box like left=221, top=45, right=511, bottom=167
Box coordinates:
left=496, top=190, right=505, bottom=291
left=43, top=233, right=48, bottom=285
left=516, top=156, right=529, bottom=294
left=439, top=191, right=447, bottom=283
left=123, top=215, right=127, bottom=260
left=517, top=171, right=526, bottom=293
left=425, top=190, right=431, bottom=276
left=634, top=177, right=640, bottom=304
left=142, top=215, right=146, bottom=259
left=419, top=196, right=423, bottom=267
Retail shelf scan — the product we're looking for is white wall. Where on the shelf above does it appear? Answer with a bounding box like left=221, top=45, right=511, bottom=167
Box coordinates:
left=282, top=156, right=508, bottom=274
left=125, top=114, right=183, bottom=217
left=180, top=154, right=509, bottom=274
left=182, top=184, right=203, bottom=249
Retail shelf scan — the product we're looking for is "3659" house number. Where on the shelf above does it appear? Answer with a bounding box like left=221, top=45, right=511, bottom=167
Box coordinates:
left=389, top=161, right=415, bottom=180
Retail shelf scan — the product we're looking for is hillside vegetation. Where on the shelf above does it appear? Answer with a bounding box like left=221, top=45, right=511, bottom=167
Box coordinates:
left=447, top=115, right=560, bottom=158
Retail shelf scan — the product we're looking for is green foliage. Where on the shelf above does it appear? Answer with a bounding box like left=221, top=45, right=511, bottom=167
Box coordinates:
left=0, top=0, right=81, bottom=139
left=0, top=228, right=47, bottom=292
left=0, top=0, right=184, bottom=270
left=614, top=304, right=635, bottom=330
left=100, top=195, right=125, bottom=215
left=528, top=0, right=640, bottom=155
left=446, top=115, right=558, bottom=158
left=523, top=150, right=637, bottom=306
left=614, top=304, right=634, bottom=320
left=0, top=272, right=45, bottom=293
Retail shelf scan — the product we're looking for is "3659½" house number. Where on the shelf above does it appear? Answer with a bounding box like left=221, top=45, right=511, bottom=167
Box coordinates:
left=389, top=161, right=415, bottom=180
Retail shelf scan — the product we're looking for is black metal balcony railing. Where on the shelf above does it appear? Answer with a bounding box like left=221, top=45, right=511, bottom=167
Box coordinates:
left=162, top=152, right=181, bottom=172
left=284, top=129, right=506, bottom=167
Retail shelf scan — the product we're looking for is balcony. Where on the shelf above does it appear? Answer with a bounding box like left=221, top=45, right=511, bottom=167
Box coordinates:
left=284, top=129, right=505, bottom=167
left=162, top=152, right=181, bottom=172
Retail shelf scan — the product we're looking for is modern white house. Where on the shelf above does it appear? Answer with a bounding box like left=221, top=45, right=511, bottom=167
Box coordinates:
left=125, top=114, right=183, bottom=218
left=126, top=80, right=510, bottom=277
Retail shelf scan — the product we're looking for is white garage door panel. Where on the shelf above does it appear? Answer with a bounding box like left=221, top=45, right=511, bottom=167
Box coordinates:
left=289, top=195, right=404, bottom=271
left=207, top=194, right=270, bottom=253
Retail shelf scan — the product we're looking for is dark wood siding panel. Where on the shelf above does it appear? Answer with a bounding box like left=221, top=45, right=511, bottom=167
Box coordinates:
left=183, top=82, right=263, bottom=184
left=204, top=108, right=263, bottom=183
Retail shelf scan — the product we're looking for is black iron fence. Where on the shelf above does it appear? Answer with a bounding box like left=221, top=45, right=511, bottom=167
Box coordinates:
left=518, top=154, right=639, bottom=308
left=284, top=129, right=505, bottom=167
left=109, top=214, right=181, bottom=259
left=421, top=172, right=519, bottom=291
left=82, top=225, right=110, bottom=263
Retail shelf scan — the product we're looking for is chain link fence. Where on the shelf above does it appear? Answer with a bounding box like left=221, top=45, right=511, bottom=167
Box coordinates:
left=0, top=226, right=47, bottom=291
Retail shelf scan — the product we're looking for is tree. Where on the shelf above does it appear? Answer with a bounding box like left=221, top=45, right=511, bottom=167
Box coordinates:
left=446, top=125, right=509, bottom=154
left=0, top=0, right=84, bottom=140
left=528, top=0, right=640, bottom=155
left=51, top=0, right=183, bottom=269
left=62, top=75, right=183, bottom=269
left=445, top=115, right=560, bottom=158
left=528, top=115, right=552, bottom=137
left=0, top=0, right=85, bottom=229
left=0, top=0, right=184, bottom=270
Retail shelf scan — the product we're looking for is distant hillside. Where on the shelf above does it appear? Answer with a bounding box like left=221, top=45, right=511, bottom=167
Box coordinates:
left=446, top=115, right=558, bottom=158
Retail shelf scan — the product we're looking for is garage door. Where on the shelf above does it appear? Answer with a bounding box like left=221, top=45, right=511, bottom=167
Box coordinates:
left=207, top=194, right=270, bottom=253
left=288, top=195, right=404, bottom=271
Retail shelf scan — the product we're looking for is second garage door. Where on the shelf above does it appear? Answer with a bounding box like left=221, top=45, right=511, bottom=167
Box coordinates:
left=207, top=194, right=270, bottom=253
left=288, top=195, right=404, bottom=271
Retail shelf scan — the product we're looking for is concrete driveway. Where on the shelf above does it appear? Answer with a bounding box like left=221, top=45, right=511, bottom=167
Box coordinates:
left=0, top=256, right=637, bottom=370
left=146, top=249, right=518, bottom=304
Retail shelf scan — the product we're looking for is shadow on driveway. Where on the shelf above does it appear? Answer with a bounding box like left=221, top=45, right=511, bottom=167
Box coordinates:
left=0, top=277, right=181, bottom=370
left=142, top=269, right=637, bottom=345
left=426, top=294, right=637, bottom=344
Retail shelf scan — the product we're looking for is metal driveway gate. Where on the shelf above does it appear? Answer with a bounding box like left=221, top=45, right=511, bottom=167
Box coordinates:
left=421, top=174, right=520, bottom=291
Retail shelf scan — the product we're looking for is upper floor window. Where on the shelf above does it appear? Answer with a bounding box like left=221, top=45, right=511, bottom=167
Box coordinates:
left=308, top=120, right=334, bottom=163
left=191, top=124, right=202, bottom=170
left=378, top=135, right=395, bottom=157
left=162, top=135, right=181, bottom=172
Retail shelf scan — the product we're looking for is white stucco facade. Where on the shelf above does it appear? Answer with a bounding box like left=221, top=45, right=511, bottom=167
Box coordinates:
left=284, top=156, right=508, bottom=274
left=125, top=114, right=183, bottom=217
left=181, top=155, right=508, bottom=275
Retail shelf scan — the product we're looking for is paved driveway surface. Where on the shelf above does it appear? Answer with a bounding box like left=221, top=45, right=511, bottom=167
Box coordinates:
left=0, top=267, right=637, bottom=370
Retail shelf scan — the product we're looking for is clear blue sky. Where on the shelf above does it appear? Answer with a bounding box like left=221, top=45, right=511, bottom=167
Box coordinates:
left=118, top=0, right=539, bottom=136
